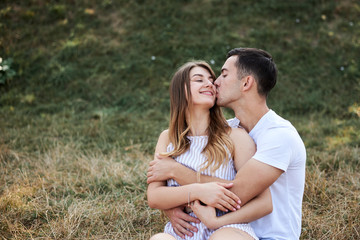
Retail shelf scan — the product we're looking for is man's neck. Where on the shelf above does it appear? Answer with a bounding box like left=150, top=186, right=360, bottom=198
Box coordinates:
left=233, top=101, right=269, bottom=133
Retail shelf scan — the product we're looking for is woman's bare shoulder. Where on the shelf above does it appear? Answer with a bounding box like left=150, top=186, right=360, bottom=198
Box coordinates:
left=229, top=127, right=251, bottom=141
left=158, top=129, right=170, bottom=144
left=229, top=127, right=255, bottom=148
left=159, top=129, right=169, bottom=136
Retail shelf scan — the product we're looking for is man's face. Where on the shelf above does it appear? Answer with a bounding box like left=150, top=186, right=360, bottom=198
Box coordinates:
left=214, top=56, right=242, bottom=107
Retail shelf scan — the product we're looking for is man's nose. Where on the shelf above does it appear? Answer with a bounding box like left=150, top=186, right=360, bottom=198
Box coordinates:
left=214, top=77, right=220, bottom=86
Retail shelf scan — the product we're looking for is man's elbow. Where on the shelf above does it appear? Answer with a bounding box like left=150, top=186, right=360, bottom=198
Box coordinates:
left=265, top=202, right=273, bottom=215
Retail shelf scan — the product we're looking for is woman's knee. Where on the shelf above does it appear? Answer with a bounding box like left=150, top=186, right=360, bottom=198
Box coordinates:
left=209, top=228, right=254, bottom=240
left=149, top=233, right=177, bottom=240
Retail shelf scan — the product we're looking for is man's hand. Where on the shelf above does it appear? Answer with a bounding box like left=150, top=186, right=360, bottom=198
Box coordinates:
left=164, top=207, right=200, bottom=238
left=196, top=182, right=241, bottom=212
left=147, top=154, right=177, bottom=184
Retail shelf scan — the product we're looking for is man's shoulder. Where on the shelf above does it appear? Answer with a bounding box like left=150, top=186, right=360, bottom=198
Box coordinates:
left=254, top=112, right=302, bottom=145
left=257, top=111, right=297, bottom=135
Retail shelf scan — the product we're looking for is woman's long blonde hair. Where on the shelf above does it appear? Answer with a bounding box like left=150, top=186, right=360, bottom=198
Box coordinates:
left=162, top=61, right=234, bottom=175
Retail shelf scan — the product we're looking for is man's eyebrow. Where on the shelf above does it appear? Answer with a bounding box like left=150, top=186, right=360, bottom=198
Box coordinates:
left=221, top=68, right=228, bottom=73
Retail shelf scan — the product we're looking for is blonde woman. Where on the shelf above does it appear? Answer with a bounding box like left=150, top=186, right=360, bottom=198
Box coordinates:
left=147, top=61, right=272, bottom=240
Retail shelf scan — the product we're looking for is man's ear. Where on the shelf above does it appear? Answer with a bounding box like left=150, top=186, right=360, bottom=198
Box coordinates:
left=243, top=76, right=255, bottom=91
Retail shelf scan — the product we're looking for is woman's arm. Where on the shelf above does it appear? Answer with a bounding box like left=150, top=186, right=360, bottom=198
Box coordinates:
left=229, top=128, right=256, bottom=171
left=146, top=129, right=170, bottom=208
left=147, top=130, right=241, bottom=211
left=148, top=181, right=240, bottom=211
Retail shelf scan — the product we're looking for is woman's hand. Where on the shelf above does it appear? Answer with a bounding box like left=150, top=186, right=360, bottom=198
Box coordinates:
left=191, top=200, right=219, bottom=230
left=195, top=182, right=241, bottom=212
left=147, top=154, right=177, bottom=183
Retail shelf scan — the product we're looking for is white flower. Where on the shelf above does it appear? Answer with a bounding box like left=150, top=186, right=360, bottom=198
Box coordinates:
left=151, top=56, right=156, bottom=61
left=0, top=57, right=2, bottom=64
left=0, top=66, right=2, bottom=71
left=2, top=65, right=8, bottom=71
left=210, top=59, right=215, bottom=65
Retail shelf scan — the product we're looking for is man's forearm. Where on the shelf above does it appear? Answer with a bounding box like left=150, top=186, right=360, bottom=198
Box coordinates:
left=172, top=162, right=230, bottom=185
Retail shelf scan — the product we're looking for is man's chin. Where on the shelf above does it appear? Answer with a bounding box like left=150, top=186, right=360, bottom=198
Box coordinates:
left=215, top=100, right=225, bottom=107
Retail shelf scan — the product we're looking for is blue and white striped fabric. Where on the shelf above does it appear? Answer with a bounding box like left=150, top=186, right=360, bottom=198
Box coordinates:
left=164, top=135, right=258, bottom=240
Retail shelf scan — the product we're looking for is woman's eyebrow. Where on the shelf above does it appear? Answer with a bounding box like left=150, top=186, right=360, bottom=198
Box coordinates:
left=191, top=73, right=204, bottom=78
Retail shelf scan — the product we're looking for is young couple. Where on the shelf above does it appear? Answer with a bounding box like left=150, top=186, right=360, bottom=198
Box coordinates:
left=147, top=48, right=306, bottom=240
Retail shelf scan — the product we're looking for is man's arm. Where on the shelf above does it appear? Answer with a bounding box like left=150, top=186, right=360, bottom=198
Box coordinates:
left=229, top=128, right=288, bottom=206
left=191, top=188, right=272, bottom=229
left=147, top=155, right=229, bottom=185
left=231, top=158, right=283, bottom=206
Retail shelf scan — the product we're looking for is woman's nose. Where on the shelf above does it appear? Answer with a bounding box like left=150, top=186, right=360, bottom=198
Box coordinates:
left=205, top=79, right=213, bottom=86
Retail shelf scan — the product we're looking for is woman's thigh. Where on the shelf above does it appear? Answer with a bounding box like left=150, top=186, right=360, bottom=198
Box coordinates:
left=209, top=227, right=255, bottom=240
left=149, top=233, right=177, bottom=240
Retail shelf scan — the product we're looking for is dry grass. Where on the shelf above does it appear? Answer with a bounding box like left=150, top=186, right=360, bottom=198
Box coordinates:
left=0, top=141, right=165, bottom=239
left=1, top=137, right=359, bottom=239
left=302, top=148, right=360, bottom=239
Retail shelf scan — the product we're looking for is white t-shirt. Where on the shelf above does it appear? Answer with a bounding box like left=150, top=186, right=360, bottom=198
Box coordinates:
left=228, top=110, right=306, bottom=240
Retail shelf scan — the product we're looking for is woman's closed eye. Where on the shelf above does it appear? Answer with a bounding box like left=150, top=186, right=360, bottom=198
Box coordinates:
left=192, top=79, right=204, bottom=82
left=192, top=78, right=214, bottom=84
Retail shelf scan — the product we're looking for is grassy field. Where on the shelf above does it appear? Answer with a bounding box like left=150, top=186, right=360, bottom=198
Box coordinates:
left=0, top=0, right=359, bottom=239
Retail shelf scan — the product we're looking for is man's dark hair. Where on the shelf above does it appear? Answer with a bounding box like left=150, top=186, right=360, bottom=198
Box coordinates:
left=227, top=48, right=277, bottom=97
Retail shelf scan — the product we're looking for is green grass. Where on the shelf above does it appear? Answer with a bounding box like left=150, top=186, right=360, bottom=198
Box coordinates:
left=0, top=0, right=359, bottom=239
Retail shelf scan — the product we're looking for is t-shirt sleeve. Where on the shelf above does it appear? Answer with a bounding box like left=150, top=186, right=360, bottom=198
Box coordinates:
left=252, top=128, right=293, bottom=171
left=227, top=117, right=240, bottom=128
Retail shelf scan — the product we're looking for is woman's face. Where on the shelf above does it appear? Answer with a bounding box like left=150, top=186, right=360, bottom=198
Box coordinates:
left=189, top=66, right=216, bottom=109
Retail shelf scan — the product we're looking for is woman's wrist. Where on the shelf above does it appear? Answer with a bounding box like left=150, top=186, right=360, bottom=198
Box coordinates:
left=215, top=215, right=225, bottom=229
left=206, top=214, right=223, bottom=230
left=190, top=183, right=201, bottom=201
